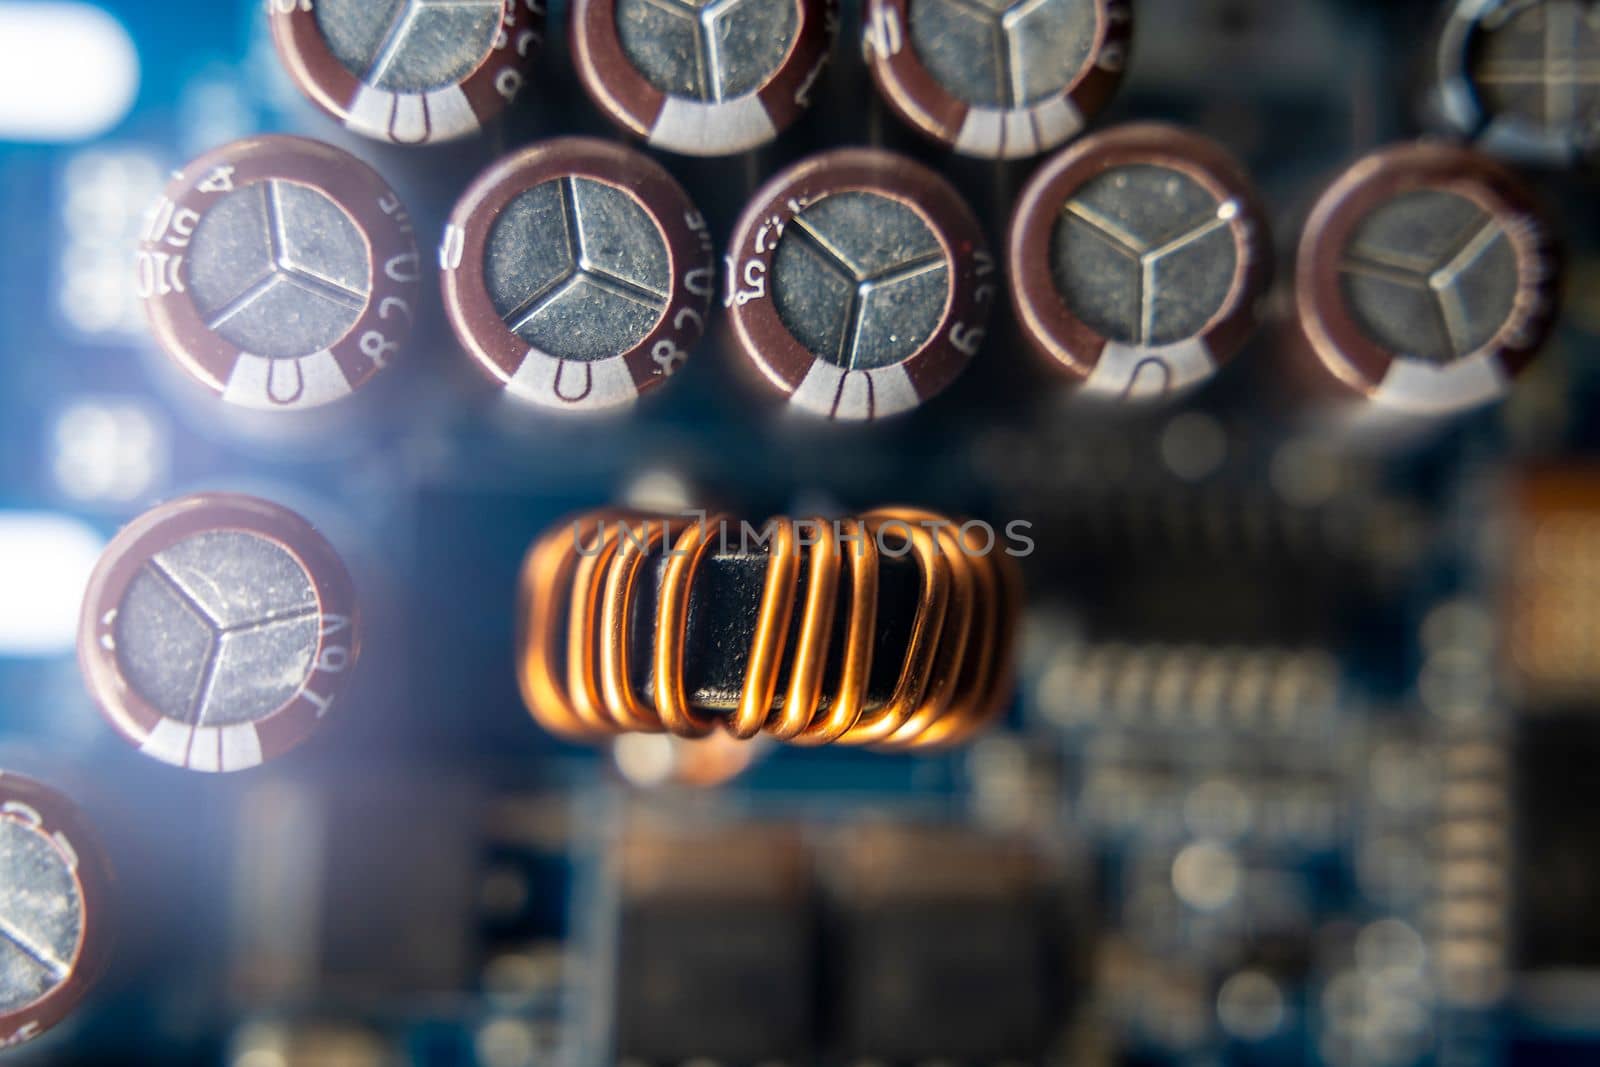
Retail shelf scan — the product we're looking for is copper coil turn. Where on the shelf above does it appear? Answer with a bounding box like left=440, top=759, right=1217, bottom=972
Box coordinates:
left=515, top=508, right=1022, bottom=750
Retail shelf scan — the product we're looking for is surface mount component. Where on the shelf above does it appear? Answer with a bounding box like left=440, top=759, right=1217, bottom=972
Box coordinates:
left=1516, top=715, right=1600, bottom=973
left=516, top=509, right=1021, bottom=747
left=138, top=136, right=419, bottom=411
left=1295, top=141, right=1559, bottom=414
left=1008, top=122, right=1273, bottom=401
left=726, top=148, right=994, bottom=420
left=77, top=493, right=360, bottom=772
left=1429, top=0, right=1600, bottom=166
left=863, top=0, right=1131, bottom=158
left=828, top=827, right=1065, bottom=1061
left=230, top=777, right=482, bottom=999
left=0, top=773, right=112, bottom=1051
left=571, top=0, right=838, bottom=155
left=614, top=825, right=814, bottom=1062
left=270, top=0, right=544, bottom=145
left=441, top=137, right=714, bottom=413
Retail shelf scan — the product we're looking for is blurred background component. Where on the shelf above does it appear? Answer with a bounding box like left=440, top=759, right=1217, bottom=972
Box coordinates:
left=1425, top=0, right=1600, bottom=166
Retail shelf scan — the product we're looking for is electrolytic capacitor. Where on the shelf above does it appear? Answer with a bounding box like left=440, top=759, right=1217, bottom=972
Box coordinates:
left=571, top=0, right=838, bottom=155
left=0, top=772, right=113, bottom=1050
left=77, top=494, right=360, bottom=772
left=1295, top=141, right=1560, bottom=415
left=138, top=136, right=420, bottom=412
left=1428, top=0, right=1600, bottom=166
left=440, top=137, right=715, bottom=413
left=1008, top=122, right=1273, bottom=401
left=725, top=148, right=995, bottom=420
left=270, top=0, right=544, bottom=145
left=863, top=0, right=1131, bottom=159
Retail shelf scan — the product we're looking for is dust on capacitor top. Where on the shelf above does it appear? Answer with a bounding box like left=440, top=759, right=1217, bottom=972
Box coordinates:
left=1429, top=0, right=1600, bottom=166
left=863, top=0, right=1130, bottom=159
left=0, top=773, right=113, bottom=1050
left=441, top=137, right=715, bottom=413
left=1295, top=141, right=1560, bottom=415
left=726, top=148, right=994, bottom=420
left=270, top=0, right=543, bottom=145
left=571, top=0, right=837, bottom=156
left=138, top=136, right=419, bottom=412
left=1008, top=123, right=1272, bottom=402
left=77, top=494, right=360, bottom=773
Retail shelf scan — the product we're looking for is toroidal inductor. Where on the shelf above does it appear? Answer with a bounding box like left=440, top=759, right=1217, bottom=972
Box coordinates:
left=516, top=509, right=1022, bottom=750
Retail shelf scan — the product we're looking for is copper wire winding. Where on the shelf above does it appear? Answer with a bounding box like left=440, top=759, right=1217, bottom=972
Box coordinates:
left=515, top=509, right=1021, bottom=750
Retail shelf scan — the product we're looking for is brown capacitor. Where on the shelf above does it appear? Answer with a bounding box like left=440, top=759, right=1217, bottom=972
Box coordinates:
left=440, top=137, right=715, bottom=413
left=78, top=493, right=360, bottom=772
left=1294, top=141, right=1559, bottom=415
left=269, top=0, right=544, bottom=145
left=862, top=0, right=1131, bottom=159
left=138, top=136, right=419, bottom=412
left=570, top=0, right=838, bottom=156
left=0, top=772, right=113, bottom=1050
left=725, top=148, right=994, bottom=420
left=1009, top=122, right=1273, bottom=401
